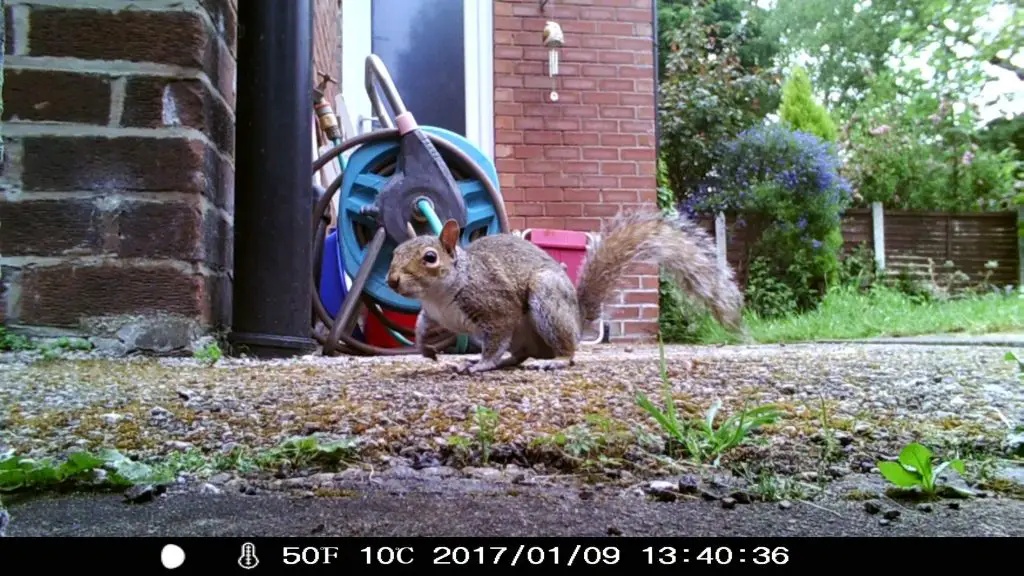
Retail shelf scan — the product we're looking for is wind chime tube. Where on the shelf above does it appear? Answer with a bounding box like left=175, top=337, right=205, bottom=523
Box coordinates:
left=549, top=49, right=559, bottom=101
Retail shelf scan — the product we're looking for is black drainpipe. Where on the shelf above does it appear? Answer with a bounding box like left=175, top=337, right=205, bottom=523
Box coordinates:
left=229, top=0, right=318, bottom=358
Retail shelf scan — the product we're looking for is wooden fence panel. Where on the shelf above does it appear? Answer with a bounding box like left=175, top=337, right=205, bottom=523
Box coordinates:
left=840, top=209, right=873, bottom=254
left=689, top=207, right=1020, bottom=291
left=884, top=212, right=1018, bottom=287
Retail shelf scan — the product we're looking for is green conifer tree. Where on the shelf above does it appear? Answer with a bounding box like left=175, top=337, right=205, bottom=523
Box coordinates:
left=779, top=65, right=837, bottom=142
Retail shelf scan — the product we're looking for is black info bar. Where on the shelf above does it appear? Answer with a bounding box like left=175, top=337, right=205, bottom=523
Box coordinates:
left=0, top=536, right=1011, bottom=572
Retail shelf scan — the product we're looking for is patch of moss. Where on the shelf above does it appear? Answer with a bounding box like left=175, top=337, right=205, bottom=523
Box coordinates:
left=979, top=478, right=1024, bottom=499
left=313, top=487, right=359, bottom=498
left=842, top=488, right=880, bottom=501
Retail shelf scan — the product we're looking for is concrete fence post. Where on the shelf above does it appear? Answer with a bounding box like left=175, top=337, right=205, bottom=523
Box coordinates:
left=871, top=201, right=886, bottom=271
left=715, top=211, right=727, bottom=271
left=1018, top=206, right=1023, bottom=289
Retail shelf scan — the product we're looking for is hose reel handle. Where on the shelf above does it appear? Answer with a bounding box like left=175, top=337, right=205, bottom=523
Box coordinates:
left=364, top=54, right=408, bottom=131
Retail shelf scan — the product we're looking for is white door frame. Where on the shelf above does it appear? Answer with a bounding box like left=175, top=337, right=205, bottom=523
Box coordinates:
left=339, top=0, right=494, bottom=161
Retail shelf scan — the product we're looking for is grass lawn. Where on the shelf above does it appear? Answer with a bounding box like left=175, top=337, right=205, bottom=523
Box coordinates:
left=687, top=284, right=1024, bottom=345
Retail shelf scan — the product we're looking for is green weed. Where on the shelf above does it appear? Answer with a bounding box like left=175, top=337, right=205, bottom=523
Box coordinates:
left=0, top=435, right=360, bottom=502
left=529, top=414, right=636, bottom=471
left=1005, top=351, right=1024, bottom=381
left=877, top=442, right=965, bottom=498
left=258, top=435, right=359, bottom=470
left=162, top=449, right=221, bottom=476
left=34, top=336, right=94, bottom=361
left=635, top=337, right=782, bottom=466
left=0, top=448, right=173, bottom=493
left=0, top=329, right=93, bottom=359
left=749, top=469, right=807, bottom=503
left=169, top=436, right=360, bottom=477
left=443, top=435, right=473, bottom=466
left=472, top=406, right=499, bottom=465
left=0, top=327, right=32, bottom=352
left=193, top=340, right=223, bottom=366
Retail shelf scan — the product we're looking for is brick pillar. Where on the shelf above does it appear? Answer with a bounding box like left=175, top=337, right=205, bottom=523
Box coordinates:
left=1, top=1, right=237, bottom=353
left=494, top=0, right=658, bottom=341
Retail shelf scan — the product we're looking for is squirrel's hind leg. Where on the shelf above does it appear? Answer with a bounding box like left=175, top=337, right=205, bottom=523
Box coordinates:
left=521, top=273, right=581, bottom=369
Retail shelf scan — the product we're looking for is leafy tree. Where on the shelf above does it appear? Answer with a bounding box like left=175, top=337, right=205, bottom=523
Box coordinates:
left=778, top=65, right=838, bottom=142
left=657, top=0, right=781, bottom=200
left=977, top=115, right=1024, bottom=160
left=764, top=0, right=904, bottom=117
left=657, top=0, right=779, bottom=82
left=1, top=14, right=4, bottom=163
left=839, top=72, right=1021, bottom=212
left=766, top=0, right=1023, bottom=121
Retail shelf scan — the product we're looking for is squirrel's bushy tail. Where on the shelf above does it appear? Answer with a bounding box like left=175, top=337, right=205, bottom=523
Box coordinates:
left=574, top=208, right=745, bottom=331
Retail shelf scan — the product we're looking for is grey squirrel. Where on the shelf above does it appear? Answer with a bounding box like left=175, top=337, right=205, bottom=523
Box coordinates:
left=386, top=207, right=745, bottom=374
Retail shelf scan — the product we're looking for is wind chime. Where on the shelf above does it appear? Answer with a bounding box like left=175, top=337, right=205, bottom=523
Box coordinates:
left=542, top=19, right=564, bottom=102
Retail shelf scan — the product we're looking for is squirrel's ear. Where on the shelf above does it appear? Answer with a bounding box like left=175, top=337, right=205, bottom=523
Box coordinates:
left=439, top=219, right=460, bottom=255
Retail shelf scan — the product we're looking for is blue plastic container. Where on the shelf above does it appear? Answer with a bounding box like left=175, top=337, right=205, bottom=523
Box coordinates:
left=319, top=228, right=364, bottom=341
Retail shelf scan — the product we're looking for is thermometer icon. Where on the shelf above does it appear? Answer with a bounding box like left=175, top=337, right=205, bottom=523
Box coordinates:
left=238, top=542, right=259, bottom=569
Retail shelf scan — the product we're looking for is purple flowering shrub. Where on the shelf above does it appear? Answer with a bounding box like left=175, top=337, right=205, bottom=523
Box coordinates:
left=688, top=123, right=853, bottom=316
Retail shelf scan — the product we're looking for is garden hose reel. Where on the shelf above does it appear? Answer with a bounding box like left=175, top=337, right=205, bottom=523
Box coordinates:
left=311, top=55, right=509, bottom=356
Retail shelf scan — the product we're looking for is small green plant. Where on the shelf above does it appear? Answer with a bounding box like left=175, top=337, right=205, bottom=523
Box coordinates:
left=877, top=442, right=965, bottom=497
left=817, top=396, right=839, bottom=459
left=53, top=336, right=92, bottom=351
left=196, top=437, right=361, bottom=475
left=193, top=340, right=223, bottom=366
left=33, top=336, right=93, bottom=361
left=1005, top=351, right=1023, bottom=381
left=564, top=414, right=633, bottom=459
left=210, top=445, right=262, bottom=474
left=529, top=413, right=635, bottom=470
left=635, top=337, right=782, bottom=466
left=263, top=435, right=359, bottom=469
left=0, top=448, right=173, bottom=493
left=0, top=326, right=32, bottom=351
left=162, top=449, right=218, bottom=477
left=472, top=406, right=499, bottom=464
left=444, top=435, right=473, bottom=465
left=743, top=467, right=807, bottom=503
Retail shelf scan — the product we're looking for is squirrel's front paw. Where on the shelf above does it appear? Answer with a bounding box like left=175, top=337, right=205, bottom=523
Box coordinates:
left=523, top=360, right=571, bottom=371
left=420, top=345, right=439, bottom=361
left=453, top=359, right=478, bottom=374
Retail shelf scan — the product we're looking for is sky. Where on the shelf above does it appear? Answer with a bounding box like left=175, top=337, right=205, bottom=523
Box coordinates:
left=755, top=0, right=1023, bottom=125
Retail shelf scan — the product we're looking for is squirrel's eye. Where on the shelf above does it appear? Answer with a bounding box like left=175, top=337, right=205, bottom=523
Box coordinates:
left=422, top=250, right=438, bottom=264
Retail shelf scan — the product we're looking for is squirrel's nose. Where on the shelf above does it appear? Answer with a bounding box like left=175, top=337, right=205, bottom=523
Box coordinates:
left=387, top=273, right=400, bottom=291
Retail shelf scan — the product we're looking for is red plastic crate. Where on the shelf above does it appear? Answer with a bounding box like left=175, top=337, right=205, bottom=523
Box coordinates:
left=524, top=228, right=591, bottom=285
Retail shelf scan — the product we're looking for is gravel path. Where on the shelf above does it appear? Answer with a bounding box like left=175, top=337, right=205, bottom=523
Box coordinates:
left=2, top=342, right=1021, bottom=484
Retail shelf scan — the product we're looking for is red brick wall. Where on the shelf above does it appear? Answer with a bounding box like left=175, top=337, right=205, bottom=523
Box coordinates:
left=0, top=0, right=659, bottom=347
left=1, top=0, right=237, bottom=349
left=493, top=0, right=658, bottom=341
left=313, top=0, right=340, bottom=104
